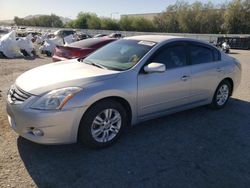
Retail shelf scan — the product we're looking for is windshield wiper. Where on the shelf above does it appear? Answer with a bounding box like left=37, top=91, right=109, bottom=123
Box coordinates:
left=82, top=60, right=107, bottom=69
left=78, top=57, right=85, bottom=62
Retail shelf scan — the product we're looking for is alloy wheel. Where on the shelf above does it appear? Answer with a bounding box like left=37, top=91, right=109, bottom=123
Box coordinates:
left=216, top=84, right=229, bottom=106
left=91, top=108, right=122, bottom=143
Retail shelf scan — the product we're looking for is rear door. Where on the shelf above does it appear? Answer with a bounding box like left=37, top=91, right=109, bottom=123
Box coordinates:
left=188, top=42, right=223, bottom=102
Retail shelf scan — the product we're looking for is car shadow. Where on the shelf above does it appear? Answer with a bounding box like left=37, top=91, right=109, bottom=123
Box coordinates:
left=15, top=55, right=45, bottom=60
left=229, top=52, right=240, bottom=55
left=0, top=54, right=44, bottom=60
left=17, top=98, right=250, bottom=188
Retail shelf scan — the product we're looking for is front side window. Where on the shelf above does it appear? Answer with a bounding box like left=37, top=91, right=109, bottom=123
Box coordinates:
left=150, top=45, right=187, bottom=69
left=190, top=45, right=213, bottom=65
left=82, top=39, right=156, bottom=70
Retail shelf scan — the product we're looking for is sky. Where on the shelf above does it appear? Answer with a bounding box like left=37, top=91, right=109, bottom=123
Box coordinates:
left=0, top=0, right=224, bottom=20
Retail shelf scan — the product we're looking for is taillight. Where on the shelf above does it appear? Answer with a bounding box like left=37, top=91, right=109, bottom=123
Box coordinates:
left=56, top=48, right=70, bottom=58
left=55, top=47, right=92, bottom=59
left=70, top=50, right=83, bottom=58
left=70, top=49, right=92, bottom=59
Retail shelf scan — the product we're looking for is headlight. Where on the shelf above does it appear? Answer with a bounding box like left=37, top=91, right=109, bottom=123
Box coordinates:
left=31, top=87, right=82, bottom=110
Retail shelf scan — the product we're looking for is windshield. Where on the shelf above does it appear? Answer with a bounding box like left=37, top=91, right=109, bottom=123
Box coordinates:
left=82, top=39, right=156, bottom=71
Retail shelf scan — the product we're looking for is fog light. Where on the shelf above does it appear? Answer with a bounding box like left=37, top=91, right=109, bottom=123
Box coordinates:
left=32, top=128, right=44, bottom=136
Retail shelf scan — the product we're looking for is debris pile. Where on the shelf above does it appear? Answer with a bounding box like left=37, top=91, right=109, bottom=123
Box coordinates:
left=0, top=28, right=86, bottom=58
left=0, top=31, right=24, bottom=58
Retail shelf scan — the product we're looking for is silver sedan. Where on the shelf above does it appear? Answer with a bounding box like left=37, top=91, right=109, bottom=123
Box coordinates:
left=6, top=35, right=241, bottom=148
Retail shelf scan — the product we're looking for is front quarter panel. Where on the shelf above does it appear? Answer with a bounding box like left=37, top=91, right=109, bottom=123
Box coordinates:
left=63, top=70, right=138, bottom=124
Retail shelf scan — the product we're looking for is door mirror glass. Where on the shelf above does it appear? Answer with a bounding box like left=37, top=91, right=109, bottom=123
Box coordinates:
left=144, top=62, right=166, bottom=73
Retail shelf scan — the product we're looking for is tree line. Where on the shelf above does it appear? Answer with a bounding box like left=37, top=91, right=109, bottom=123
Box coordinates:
left=64, top=12, right=156, bottom=32
left=14, top=14, right=63, bottom=28
left=14, top=0, right=250, bottom=34
left=154, top=0, right=250, bottom=34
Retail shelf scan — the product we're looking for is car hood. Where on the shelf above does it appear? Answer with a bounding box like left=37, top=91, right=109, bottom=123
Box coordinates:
left=15, top=59, right=119, bottom=95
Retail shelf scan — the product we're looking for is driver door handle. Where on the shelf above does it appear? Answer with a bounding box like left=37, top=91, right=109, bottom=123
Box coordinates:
left=216, top=67, right=223, bottom=72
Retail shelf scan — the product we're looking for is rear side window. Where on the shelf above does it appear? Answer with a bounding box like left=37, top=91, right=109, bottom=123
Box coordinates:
left=150, top=45, right=187, bottom=69
left=190, top=45, right=213, bottom=65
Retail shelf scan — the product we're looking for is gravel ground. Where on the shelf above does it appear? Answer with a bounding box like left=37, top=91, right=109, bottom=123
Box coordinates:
left=0, top=50, right=250, bottom=188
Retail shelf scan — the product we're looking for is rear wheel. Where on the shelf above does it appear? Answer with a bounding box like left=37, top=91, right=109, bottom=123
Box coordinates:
left=78, top=100, right=127, bottom=148
left=46, top=51, right=52, bottom=57
left=210, top=80, right=232, bottom=109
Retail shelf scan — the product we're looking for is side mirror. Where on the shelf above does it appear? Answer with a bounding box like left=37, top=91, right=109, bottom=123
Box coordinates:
left=144, top=62, right=166, bottom=73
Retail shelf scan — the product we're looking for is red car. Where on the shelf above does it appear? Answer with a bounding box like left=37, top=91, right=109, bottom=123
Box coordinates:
left=52, top=37, right=117, bottom=62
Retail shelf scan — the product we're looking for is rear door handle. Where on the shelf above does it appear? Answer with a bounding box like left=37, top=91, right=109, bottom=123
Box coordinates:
left=216, top=67, right=223, bottom=72
left=181, top=75, right=190, bottom=81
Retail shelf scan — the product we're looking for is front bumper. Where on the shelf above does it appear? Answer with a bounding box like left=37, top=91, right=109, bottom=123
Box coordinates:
left=6, top=101, right=86, bottom=144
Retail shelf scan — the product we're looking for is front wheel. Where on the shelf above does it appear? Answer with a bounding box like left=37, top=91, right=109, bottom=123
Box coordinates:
left=78, top=100, right=127, bottom=148
left=46, top=51, right=52, bottom=57
left=210, top=80, right=232, bottom=109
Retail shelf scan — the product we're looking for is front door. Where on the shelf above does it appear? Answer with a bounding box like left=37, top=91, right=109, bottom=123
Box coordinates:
left=137, top=43, right=191, bottom=118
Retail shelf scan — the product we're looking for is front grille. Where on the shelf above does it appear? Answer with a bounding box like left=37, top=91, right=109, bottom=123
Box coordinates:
left=8, top=85, right=31, bottom=104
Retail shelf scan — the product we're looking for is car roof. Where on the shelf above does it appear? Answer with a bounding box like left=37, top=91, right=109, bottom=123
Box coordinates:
left=124, top=35, right=217, bottom=49
left=125, top=35, right=184, bottom=43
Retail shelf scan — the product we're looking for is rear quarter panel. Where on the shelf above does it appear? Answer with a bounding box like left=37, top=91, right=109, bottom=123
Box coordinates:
left=221, top=53, right=241, bottom=93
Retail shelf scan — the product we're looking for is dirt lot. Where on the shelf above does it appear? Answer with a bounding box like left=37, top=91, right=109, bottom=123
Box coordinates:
left=0, top=50, right=250, bottom=188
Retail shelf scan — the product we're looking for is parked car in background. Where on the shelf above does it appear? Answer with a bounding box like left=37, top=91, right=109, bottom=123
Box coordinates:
left=0, top=27, right=10, bottom=35
left=7, top=35, right=241, bottom=148
left=76, top=32, right=92, bottom=40
left=94, top=34, right=108, bottom=38
left=52, top=37, right=117, bottom=62
left=217, top=36, right=250, bottom=50
left=54, top=29, right=76, bottom=38
left=108, top=33, right=122, bottom=38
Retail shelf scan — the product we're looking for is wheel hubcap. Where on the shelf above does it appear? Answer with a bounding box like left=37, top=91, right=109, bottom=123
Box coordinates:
left=216, top=84, right=229, bottom=106
left=91, top=109, right=122, bottom=143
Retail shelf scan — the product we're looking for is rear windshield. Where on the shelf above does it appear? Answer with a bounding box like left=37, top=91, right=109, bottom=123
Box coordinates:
left=69, top=38, right=116, bottom=48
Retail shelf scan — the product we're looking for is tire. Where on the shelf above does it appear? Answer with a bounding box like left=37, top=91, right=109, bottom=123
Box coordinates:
left=46, top=52, right=52, bottom=57
left=210, top=80, right=232, bottom=109
left=0, top=51, right=7, bottom=58
left=78, top=99, right=127, bottom=149
left=20, top=49, right=29, bottom=57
